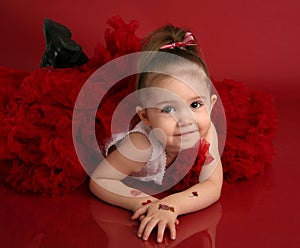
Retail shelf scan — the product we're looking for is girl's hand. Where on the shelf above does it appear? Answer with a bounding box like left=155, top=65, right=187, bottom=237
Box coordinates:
left=132, top=201, right=179, bottom=243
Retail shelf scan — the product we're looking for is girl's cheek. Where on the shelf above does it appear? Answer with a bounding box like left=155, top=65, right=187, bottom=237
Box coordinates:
left=198, top=117, right=211, bottom=134
left=151, top=127, right=167, bottom=144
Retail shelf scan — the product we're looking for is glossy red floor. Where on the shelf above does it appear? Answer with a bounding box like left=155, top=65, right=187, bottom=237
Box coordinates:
left=1, top=94, right=299, bottom=248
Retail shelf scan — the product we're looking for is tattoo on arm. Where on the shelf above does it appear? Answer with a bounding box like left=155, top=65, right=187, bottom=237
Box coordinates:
left=141, top=200, right=152, bottom=206
left=130, top=189, right=142, bottom=197
left=188, top=191, right=199, bottom=197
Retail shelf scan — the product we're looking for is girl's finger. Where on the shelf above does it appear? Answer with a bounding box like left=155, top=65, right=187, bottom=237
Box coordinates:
left=156, top=221, right=167, bottom=243
left=142, top=218, right=159, bottom=241
left=137, top=216, right=152, bottom=238
left=168, top=222, right=176, bottom=241
left=132, top=206, right=147, bottom=220
left=139, top=215, right=145, bottom=221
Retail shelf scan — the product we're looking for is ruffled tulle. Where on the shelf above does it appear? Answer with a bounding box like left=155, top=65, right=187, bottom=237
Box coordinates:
left=213, top=80, right=277, bottom=182
left=0, top=16, right=142, bottom=196
left=0, top=16, right=276, bottom=196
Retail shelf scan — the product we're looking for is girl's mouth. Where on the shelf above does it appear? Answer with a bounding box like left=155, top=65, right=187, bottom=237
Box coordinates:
left=174, top=130, right=198, bottom=136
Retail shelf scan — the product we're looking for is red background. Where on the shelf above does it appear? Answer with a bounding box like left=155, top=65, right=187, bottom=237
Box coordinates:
left=0, top=1, right=300, bottom=247
left=0, top=0, right=299, bottom=94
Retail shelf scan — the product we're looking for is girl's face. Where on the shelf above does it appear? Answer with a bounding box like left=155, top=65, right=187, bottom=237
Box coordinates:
left=137, top=75, right=217, bottom=153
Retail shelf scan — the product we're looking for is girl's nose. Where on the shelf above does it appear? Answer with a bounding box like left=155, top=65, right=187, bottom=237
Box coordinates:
left=176, top=110, right=194, bottom=127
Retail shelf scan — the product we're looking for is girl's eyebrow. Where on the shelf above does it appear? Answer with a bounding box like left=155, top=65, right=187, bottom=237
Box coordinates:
left=152, top=96, right=207, bottom=106
left=189, top=96, right=207, bottom=101
left=153, top=100, right=177, bottom=106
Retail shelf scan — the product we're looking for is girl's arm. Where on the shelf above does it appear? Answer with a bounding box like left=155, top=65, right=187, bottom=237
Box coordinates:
left=158, top=160, right=222, bottom=215
left=170, top=122, right=222, bottom=214
left=89, top=133, right=158, bottom=212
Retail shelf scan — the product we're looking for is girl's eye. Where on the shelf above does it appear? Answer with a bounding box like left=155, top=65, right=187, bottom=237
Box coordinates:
left=161, top=106, right=176, bottom=113
left=190, top=101, right=204, bottom=109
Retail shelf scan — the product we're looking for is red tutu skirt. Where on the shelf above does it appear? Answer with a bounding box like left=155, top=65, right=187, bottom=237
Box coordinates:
left=0, top=16, right=276, bottom=196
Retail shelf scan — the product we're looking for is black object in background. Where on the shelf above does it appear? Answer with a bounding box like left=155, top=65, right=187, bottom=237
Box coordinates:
left=40, top=18, right=88, bottom=68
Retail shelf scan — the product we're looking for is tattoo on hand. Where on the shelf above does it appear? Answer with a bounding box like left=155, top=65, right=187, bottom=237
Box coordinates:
left=158, top=204, right=175, bottom=212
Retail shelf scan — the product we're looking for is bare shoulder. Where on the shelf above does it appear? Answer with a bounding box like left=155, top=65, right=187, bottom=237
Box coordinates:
left=127, top=132, right=152, bottom=150
left=91, top=132, right=153, bottom=180
left=103, top=132, right=152, bottom=175
left=117, top=132, right=152, bottom=161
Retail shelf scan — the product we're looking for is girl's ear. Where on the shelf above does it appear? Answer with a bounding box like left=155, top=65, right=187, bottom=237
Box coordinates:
left=209, top=94, right=217, bottom=112
left=136, top=106, right=151, bottom=127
